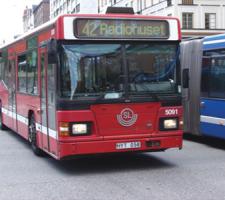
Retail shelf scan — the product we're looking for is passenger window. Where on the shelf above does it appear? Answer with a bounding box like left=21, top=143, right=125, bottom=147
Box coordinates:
left=201, top=56, right=210, bottom=97
left=201, top=49, right=225, bottom=99
left=18, top=55, right=27, bottom=93
left=17, top=50, right=38, bottom=95
left=27, top=51, right=38, bottom=94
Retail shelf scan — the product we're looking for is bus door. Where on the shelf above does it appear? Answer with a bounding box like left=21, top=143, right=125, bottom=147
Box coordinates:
left=8, top=58, right=17, bottom=131
left=40, top=48, right=49, bottom=151
left=40, top=47, right=57, bottom=155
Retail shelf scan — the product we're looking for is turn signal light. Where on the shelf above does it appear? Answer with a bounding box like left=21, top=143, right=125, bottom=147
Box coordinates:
left=179, top=119, right=184, bottom=130
left=59, top=122, right=69, bottom=137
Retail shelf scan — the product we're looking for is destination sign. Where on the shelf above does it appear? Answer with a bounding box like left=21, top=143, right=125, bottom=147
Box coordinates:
left=74, top=19, right=169, bottom=39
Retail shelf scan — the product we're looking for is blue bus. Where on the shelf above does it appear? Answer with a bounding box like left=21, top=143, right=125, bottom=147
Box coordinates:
left=181, top=34, right=225, bottom=139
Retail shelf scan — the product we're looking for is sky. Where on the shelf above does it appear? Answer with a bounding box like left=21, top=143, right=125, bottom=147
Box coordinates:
left=0, top=0, right=41, bottom=44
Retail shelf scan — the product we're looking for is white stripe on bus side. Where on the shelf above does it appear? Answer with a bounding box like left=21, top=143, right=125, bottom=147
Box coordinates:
left=17, top=113, right=29, bottom=125
left=203, top=39, right=225, bottom=45
left=35, top=123, right=57, bottom=139
left=200, top=115, right=225, bottom=126
left=1, top=107, right=57, bottom=139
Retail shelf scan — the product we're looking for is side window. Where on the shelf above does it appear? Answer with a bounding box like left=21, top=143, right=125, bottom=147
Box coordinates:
left=18, top=55, right=27, bottom=93
left=201, top=49, right=225, bottom=99
left=5, top=61, right=12, bottom=88
left=209, top=56, right=225, bottom=98
left=0, top=62, right=3, bottom=80
left=17, top=50, right=38, bottom=95
left=201, top=56, right=210, bottom=97
left=41, top=53, right=45, bottom=98
left=27, top=50, right=38, bottom=94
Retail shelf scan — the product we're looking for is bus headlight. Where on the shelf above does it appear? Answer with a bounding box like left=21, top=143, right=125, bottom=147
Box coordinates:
left=164, top=119, right=177, bottom=129
left=159, top=118, right=178, bottom=131
left=71, top=123, right=91, bottom=135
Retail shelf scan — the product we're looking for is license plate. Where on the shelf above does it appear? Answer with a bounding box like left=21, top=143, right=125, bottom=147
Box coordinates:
left=116, top=141, right=141, bottom=150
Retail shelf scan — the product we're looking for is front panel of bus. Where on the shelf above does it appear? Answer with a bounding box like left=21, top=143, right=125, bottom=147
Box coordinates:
left=53, top=16, right=183, bottom=159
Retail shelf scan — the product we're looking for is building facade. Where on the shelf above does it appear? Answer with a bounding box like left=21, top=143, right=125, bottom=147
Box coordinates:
left=33, top=0, right=50, bottom=28
left=23, top=6, right=37, bottom=33
left=50, top=0, right=98, bottom=19
left=99, top=0, right=225, bottom=38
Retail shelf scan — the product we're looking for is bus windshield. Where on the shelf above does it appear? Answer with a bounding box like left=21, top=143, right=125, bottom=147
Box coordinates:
left=59, top=43, right=178, bottom=100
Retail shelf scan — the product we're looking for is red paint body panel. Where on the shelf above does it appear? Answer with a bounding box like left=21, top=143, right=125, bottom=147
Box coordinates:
left=16, top=94, right=40, bottom=122
left=91, top=103, right=160, bottom=136
left=17, top=120, right=29, bottom=140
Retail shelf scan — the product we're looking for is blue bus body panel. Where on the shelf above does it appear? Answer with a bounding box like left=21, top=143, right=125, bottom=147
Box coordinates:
left=203, top=34, right=225, bottom=51
left=200, top=98, right=225, bottom=139
left=200, top=34, right=225, bottom=140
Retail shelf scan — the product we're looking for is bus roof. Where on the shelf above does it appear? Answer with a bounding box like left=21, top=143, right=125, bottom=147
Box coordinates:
left=0, top=16, right=58, bottom=49
left=203, top=33, right=225, bottom=51
left=0, top=13, right=181, bottom=50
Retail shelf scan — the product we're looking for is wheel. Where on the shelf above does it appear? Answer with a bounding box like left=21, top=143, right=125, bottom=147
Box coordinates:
left=0, top=108, right=7, bottom=130
left=28, top=115, right=43, bottom=156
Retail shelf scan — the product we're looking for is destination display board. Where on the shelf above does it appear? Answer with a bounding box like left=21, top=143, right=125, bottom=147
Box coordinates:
left=74, top=18, right=169, bottom=39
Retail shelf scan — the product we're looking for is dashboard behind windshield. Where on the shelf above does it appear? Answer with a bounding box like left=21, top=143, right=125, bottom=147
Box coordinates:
left=59, top=42, right=179, bottom=100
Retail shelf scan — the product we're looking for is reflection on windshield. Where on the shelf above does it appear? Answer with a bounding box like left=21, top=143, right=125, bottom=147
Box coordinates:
left=60, top=43, right=178, bottom=99
left=61, top=44, right=123, bottom=99
left=126, top=44, right=177, bottom=93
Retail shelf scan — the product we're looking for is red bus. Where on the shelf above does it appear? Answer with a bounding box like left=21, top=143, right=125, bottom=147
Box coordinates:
left=0, top=8, right=183, bottom=160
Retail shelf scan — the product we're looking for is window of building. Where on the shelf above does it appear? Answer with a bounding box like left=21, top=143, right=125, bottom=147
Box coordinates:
left=182, top=13, right=193, bottom=29
left=182, top=0, right=193, bottom=4
left=71, top=8, right=75, bottom=14
left=143, top=0, right=147, bottom=8
left=130, top=0, right=133, bottom=7
left=76, top=3, right=80, bottom=13
left=205, top=13, right=216, bottom=29
left=137, top=0, right=140, bottom=11
left=167, top=0, right=172, bottom=6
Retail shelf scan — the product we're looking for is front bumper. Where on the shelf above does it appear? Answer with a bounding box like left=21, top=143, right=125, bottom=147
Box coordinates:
left=58, top=134, right=183, bottom=160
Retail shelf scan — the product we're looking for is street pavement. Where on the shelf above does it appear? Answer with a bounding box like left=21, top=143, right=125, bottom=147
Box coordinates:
left=0, top=130, right=225, bottom=200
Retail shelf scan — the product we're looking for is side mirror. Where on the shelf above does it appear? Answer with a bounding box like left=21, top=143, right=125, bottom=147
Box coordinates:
left=47, top=39, right=58, bottom=64
left=182, top=68, right=189, bottom=88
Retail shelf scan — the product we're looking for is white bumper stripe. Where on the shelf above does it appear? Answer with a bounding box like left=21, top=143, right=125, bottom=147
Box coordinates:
left=1, top=107, right=57, bottom=139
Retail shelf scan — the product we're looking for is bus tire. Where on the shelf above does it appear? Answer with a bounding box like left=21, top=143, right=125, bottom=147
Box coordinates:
left=0, top=108, right=7, bottom=130
left=28, top=114, right=43, bottom=156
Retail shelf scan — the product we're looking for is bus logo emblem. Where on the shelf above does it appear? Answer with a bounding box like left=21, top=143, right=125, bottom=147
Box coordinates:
left=117, top=108, right=138, bottom=127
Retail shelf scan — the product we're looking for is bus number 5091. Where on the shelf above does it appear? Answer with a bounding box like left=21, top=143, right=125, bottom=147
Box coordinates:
left=165, top=109, right=178, bottom=116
